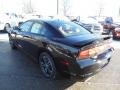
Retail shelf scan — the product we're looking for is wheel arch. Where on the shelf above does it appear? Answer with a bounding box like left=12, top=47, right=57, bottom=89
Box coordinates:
left=37, top=47, right=55, bottom=63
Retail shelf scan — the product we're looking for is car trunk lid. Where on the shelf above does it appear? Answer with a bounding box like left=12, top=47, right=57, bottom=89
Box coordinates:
left=54, top=34, right=111, bottom=48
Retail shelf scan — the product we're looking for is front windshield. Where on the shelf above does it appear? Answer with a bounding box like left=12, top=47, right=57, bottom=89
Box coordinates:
left=49, top=20, right=91, bottom=37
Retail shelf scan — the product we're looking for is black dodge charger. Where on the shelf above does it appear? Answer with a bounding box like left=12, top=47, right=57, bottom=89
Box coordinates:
left=8, top=18, right=114, bottom=79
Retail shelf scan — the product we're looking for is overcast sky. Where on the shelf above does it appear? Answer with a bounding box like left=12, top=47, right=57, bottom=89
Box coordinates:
left=0, top=0, right=120, bottom=17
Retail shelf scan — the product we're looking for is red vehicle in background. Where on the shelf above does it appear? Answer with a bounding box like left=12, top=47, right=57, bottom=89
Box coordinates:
left=102, top=17, right=120, bottom=39
left=112, top=24, right=120, bottom=39
left=103, top=23, right=120, bottom=39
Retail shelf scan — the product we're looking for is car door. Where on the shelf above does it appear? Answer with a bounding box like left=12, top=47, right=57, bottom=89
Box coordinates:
left=16, top=21, right=33, bottom=52
left=28, top=21, right=57, bottom=59
left=27, top=21, right=44, bottom=58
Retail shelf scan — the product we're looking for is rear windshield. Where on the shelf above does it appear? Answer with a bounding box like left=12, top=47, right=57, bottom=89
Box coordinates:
left=49, top=20, right=91, bottom=36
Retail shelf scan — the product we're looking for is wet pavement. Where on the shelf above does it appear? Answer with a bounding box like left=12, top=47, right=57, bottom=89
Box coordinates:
left=0, top=32, right=120, bottom=90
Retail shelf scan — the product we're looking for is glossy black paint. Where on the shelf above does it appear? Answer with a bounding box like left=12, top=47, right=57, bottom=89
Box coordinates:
left=8, top=19, right=113, bottom=77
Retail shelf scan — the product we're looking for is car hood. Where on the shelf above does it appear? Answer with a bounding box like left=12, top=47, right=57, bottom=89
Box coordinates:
left=53, top=34, right=110, bottom=48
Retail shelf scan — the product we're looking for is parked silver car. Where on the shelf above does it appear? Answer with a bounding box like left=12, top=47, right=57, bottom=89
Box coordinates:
left=0, top=13, right=21, bottom=32
left=74, top=17, right=103, bottom=34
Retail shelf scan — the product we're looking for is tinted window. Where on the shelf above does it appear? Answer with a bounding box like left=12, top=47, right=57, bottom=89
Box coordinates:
left=31, top=23, right=42, bottom=34
left=41, top=24, right=62, bottom=38
left=49, top=20, right=91, bottom=36
left=41, top=25, right=53, bottom=37
left=20, top=21, right=33, bottom=32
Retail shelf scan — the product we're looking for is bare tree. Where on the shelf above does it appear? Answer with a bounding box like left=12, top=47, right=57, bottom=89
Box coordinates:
left=62, top=0, right=71, bottom=16
left=22, top=0, right=34, bottom=14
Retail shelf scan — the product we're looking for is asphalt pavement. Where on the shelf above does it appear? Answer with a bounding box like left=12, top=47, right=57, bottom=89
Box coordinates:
left=0, top=32, right=120, bottom=90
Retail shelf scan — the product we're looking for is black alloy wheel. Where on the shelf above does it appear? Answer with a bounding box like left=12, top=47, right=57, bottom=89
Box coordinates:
left=39, top=52, right=59, bottom=79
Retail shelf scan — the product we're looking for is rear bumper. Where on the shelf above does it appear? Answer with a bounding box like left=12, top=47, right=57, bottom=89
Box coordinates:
left=72, top=48, right=113, bottom=77
left=77, top=58, right=110, bottom=77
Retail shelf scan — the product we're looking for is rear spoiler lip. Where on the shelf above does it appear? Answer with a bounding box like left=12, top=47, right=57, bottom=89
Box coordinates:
left=73, top=35, right=112, bottom=49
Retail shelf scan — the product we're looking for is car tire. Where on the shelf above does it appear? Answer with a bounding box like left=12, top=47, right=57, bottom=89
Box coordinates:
left=112, top=32, right=117, bottom=39
left=39, top=52, right=60, bottom=80
left=9, top=38, right=17, bottom=49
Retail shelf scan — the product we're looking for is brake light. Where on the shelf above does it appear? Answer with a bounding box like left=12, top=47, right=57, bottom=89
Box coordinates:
left=78, top=44, right=111, bottom=60
left=79, top=48, right=97, bottom=59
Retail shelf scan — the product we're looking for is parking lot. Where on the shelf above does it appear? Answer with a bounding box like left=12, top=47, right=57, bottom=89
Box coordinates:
left=0, top=32, right=120, bottom=90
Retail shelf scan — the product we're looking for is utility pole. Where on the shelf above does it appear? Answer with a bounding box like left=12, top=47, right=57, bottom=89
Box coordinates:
left=118, top=6, right=120, bottom=16
left=98, top=7, right=102, bottom=16
left=57, top=0, right=59, bottom=15
left=98, top=0, right=104, bottom=17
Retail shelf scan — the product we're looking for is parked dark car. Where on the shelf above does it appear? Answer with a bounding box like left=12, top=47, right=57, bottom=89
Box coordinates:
left=8, top=19, right=114, bottom=79
left=103, top=22, right=120, bottom=39
left=102, top=23, right=115, bottom=35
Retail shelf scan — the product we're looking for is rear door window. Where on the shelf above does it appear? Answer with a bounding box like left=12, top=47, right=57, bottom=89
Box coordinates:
left=30, top=23, right=42, bottom=34
left=40, top=24, right=62, bottom=38
left=40, top=25, right=53, bottom=37
left=30, top=21, right=62, bottom=38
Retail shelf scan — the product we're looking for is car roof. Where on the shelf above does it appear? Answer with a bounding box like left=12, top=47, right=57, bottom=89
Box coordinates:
left=28, top=18, right=71, bottom=27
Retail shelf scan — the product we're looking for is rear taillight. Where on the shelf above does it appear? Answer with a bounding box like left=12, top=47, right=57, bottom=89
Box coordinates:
left=78, top=48, right=97, bottom=59
left=77, top=44, right=111, bottom=60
